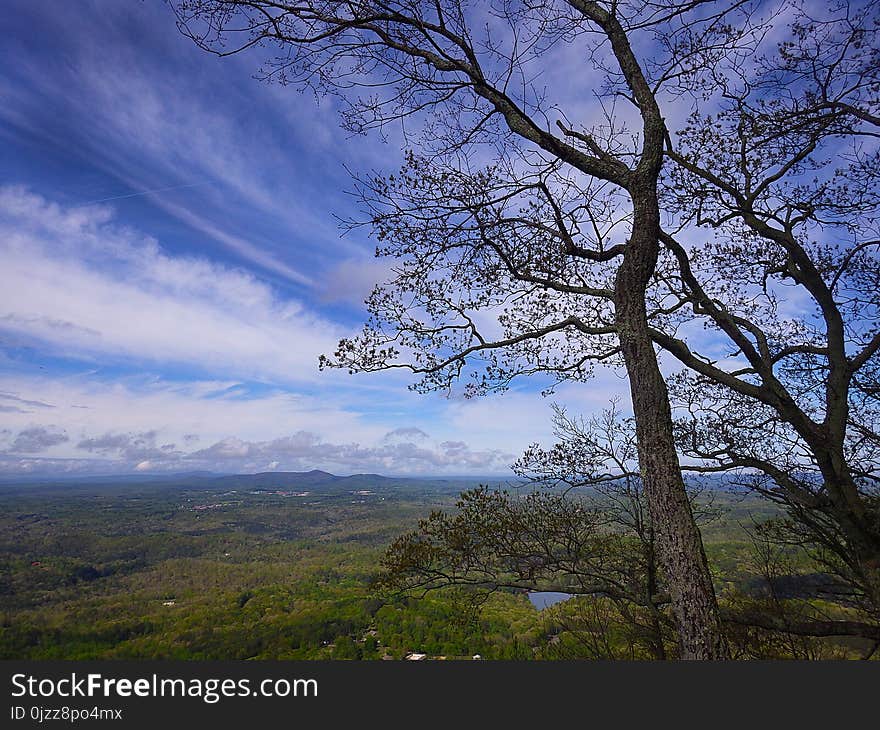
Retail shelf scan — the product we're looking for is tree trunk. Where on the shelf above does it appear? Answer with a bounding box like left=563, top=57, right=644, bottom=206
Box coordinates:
left=615, top=187, right=729, bottom=660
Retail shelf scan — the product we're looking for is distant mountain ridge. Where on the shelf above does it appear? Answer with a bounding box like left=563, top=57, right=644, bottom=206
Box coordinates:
left=0, top=469, right=395, bottom=485
left=209, top=470, right=395, bottom=490
left=0, top=468, right=733, bottom=492
left=0, top=469, right=491, bottom=496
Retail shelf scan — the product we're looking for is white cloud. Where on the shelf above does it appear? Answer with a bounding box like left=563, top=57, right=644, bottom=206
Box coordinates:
left=442, top=374, right=633, bottom=450
left=0, top=373, right=384, bottom=453
left=0, top=187, right=344, bottom=383
left=0, top=369, right=557, bottom=476
left=0, top=374, right=519, bottom=475
left=317, top=257, right=395, bottom=307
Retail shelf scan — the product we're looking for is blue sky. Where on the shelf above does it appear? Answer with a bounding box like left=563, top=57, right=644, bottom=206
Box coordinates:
left=0, top=0, right=632, bottom=477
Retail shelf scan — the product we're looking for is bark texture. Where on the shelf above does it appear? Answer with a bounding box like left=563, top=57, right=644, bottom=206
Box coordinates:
left=615, top=186, right=729, bottom=659
left=597, top=4, right=730, bottom=658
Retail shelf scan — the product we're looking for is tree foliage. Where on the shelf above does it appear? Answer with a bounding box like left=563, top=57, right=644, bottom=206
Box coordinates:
left=170, top=0, right=880, bottom=656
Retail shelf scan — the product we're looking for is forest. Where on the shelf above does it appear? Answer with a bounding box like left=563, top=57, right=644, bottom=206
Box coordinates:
left=0, top=473, right=528, bottom=660
left=0, top=469, right=872, bottom=660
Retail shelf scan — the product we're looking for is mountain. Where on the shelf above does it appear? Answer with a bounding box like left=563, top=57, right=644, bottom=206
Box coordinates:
left=208, top=470, right=396, bottom=491
left=0, top=469, right=511, bottom=497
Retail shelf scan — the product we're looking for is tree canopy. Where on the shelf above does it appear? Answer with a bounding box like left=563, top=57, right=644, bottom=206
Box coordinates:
left=172, top=0, right=880, bottom=657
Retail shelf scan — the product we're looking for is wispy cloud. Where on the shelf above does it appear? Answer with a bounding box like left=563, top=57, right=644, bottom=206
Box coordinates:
left=0, top=0, right=368, bottom=286
left=0, top=392, right=55, bottom=410
left=0, top=186, right=342, bottom=382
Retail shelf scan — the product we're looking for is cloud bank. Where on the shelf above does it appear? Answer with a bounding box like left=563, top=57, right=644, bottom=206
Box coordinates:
left=0, top=423, right=514, bottom=477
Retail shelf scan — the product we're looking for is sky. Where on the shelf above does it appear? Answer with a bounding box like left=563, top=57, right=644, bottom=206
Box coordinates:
left=0, top=0, right=635, bottom=478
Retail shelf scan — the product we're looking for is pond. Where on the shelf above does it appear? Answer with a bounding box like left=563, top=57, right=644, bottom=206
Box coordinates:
left=528, top=591, right=572, bottom=610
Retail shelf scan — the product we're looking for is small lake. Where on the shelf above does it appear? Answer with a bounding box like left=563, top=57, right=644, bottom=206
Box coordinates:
left=528, top=591, right=572, bottom=610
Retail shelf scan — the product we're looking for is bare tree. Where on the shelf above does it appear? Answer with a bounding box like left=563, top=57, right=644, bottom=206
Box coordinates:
left=171, top=0, right=750, bottom=658
left=647, top=0, right=880, bottom=619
